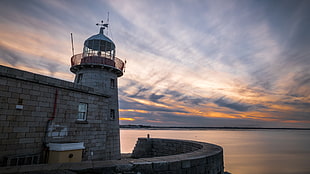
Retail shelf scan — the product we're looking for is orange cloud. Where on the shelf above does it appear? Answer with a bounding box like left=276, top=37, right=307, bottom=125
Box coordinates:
left=146, top=120, right=163, bottom=123
left=282, top=120, right=310, bottom=124
left=268, top=104, right=300, bottom=112
left=131, top=98, right=171, bottom=109
left=0, top=30, right=70, bottom=65
left=120, top=117, right=135, bottom=121
left=0, top=62, right=74, bottom=81
left=119, top=109, right=149, bottom=113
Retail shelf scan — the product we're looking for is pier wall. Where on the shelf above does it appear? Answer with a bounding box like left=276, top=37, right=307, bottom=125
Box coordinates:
left=1, top=138, right=224, bottom=174
left=130, top=138, right=224, bottom=174
left=132, top=138, right=203, bottom=158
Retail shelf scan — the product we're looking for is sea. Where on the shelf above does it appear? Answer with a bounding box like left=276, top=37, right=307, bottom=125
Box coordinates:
left=120, top=128, right=310, bottom=174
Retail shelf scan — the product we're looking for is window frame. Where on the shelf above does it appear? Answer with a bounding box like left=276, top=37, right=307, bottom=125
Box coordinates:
left=110, top=78, right=116, bottom=88
left=77, top=103, right=88, bottom=121
left=77, top=73, right=83, bottom=83
left=110, top=109, right=115, bottom=120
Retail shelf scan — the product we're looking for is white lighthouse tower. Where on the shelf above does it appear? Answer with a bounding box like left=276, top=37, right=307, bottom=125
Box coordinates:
left=70, top=21, right=125, bottom=160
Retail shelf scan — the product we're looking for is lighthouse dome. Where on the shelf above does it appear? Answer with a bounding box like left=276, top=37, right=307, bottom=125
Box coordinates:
left=83, top=27, right=115, bottom=58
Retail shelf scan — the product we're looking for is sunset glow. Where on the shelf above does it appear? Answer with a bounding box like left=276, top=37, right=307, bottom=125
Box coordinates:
left=119, top=117, right=135, bottom=121
left=1, top=0, right=309, bottom=128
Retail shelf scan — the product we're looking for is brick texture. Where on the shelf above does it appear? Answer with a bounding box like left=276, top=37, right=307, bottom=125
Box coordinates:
left=0, top=65, right=121, bottom=165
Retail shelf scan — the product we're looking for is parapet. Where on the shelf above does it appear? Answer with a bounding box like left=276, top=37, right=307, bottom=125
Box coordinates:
left=132, top=138, right=205, bottom=158
left=130, top=138, right=224, bottom=173
left=1, top=138, right=224, bottom=174
left=0, top=65, right=109, bottom=97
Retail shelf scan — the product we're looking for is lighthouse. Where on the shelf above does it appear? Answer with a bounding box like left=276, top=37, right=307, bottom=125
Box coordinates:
left=70, top=22, right=125, bottom=160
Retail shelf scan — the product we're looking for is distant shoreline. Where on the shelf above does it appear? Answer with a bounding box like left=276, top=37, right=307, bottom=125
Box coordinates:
left=120, top=125, right=310, bottom=130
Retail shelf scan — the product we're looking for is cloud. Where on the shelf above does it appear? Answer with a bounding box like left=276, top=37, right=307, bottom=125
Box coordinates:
left=149, top=93, right=165, bottom=102
left=0, top=44, right=20, bottom=66
left=0, top=44, right=72, bottom=78
left=1, top=0, right=309, bottom=127
left=214, top=97, right=253, bottom=112
left=178, top=96, right=207, bottom=106
left=120, top=96, right=189, bottom=114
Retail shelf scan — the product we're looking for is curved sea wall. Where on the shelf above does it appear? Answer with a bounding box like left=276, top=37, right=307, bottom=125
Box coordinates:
left=132, top=138, right=204, bottom=158
left=0, top=138, right=224, bottom=174
left=131, top=138, right=224, bottom=174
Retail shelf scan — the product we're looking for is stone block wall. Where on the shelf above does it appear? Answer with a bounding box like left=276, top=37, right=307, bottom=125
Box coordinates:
left=130, top=138, right=224, bottom=174
left=0, top=65, right=120, bottom=165
left=0, top=138, right=224, bottom=174
left=132, top=138, right=203, bottom=158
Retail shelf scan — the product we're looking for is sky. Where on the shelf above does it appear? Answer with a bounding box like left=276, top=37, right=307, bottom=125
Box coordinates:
left=0, top=0, right=309, bottom=128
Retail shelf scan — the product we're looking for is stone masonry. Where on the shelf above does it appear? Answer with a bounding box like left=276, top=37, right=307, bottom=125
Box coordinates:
left=0, top=138, right=224, bottom=174
left=0, top=65, right=121, bottom=165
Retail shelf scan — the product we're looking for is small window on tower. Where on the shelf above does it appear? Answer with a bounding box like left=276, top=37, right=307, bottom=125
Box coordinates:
left=77, top=103, right=88, bottom=121
left=77, top=74, right=83, bottom=83
left=110, top=109, right=115, bottom=120
left=110, top=78, right=115, bottom=88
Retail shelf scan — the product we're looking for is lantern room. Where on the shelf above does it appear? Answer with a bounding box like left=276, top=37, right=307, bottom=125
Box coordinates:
left=83, top=27, right=115, bottom=60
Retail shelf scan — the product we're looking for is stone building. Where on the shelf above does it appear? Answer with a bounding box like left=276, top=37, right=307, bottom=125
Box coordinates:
left=0, top=24, right=125, bottom=166
left=0, top=23, right=225, bottom=174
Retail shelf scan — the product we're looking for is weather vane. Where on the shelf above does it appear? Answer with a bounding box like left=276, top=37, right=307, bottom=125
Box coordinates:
left=96, top=20, right=108, bottom=29
left=96, top=12, right=110, bottom=30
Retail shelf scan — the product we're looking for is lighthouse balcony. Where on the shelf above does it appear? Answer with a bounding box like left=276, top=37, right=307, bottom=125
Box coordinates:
left=70, top=53, right=125, bottom=76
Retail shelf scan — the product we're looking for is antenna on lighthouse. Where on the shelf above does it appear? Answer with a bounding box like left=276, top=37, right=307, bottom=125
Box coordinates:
left=70, top=33, right=75, bottom=56
left=106, top=12, right=110, bottom=35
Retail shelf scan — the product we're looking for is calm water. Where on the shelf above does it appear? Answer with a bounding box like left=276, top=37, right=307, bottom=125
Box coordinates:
left=120, top=129, right=310, bottom=174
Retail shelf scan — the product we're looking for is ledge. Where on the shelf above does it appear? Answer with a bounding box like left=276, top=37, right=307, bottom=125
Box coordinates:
left=0, top=138, right=224, bottom=174
left=75, top=120, right=88, bottom=124
left=0, top=65, right=110, bottom=98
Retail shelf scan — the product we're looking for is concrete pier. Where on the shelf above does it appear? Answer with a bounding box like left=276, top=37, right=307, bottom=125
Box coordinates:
left=0, top=138, right=224, bottom=174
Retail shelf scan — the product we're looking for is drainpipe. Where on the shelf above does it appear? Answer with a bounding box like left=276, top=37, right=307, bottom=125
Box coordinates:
left=42, top=89, right=58, bottom=163
left=50, top=89, right=58, bottom=121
